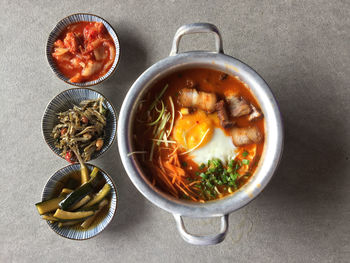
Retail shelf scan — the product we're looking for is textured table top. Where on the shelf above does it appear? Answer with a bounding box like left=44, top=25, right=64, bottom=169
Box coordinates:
left=1, top=1, right=349, bottom=262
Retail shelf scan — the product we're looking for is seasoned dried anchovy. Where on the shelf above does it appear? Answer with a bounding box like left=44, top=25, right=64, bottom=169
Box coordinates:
left=51, top=98, right=108, bottom=162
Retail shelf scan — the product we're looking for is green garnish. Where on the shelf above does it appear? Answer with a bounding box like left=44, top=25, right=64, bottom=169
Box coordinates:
left=200, top=173, right=208, bottom=180
left=230, top=173, right=237, bottom=181
left=181, top=161, right=188, bottom=168
left=193, top=158, right=246, bottom=200
left=147, top=100, right=164, bottom=126
left=209, top=167, right=216, bottom=173
left=221, top=174, right=227, bottom=184
left=242, top=159, right=250, bottom=165
left=148, top=84, right=168, bottom=111
left=228, top=159, right=234, bottom=168
left=206, top=181, right=213, bottom=188
left=147, top=85, right=171, bottom=161
left=242, top=150, right=249, bottom=157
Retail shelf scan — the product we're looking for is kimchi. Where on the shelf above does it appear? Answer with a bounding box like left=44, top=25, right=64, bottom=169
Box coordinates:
left=52, top=22, right=116, bottom=83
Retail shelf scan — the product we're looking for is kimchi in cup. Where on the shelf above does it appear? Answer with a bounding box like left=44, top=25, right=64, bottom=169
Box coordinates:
left=46, top=13, right=120, bottom=87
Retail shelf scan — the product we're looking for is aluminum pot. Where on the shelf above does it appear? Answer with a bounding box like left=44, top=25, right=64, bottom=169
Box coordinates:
left=118, top=23, right=283, bottom=245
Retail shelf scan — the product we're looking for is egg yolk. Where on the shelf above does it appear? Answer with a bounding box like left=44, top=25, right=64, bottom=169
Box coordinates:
left=173, top=110, right=215, bottom=150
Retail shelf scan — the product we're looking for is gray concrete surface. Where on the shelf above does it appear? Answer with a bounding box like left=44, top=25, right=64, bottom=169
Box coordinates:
left=1, top=0, right=349, bottom=262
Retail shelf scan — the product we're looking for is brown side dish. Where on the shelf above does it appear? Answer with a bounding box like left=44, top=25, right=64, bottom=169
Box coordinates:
left=51, top=98, right=108, bottom=163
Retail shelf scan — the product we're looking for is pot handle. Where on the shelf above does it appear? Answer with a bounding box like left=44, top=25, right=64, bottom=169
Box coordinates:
left=170, top=23, right=224, bottom=56
left=173, top=214, right=229, bottom=245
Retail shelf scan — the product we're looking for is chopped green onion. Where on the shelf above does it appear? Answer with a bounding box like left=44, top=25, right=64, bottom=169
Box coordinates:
left=242, top=150, right=249, bottom=157
left=228, top=159, right=234, bottom=168
left=212, top=159, right=221, bottom=167
left=242, top=159, right=250, bottom=165
left=209, top=167, right=216, bottom=173
left=230, top=173, right=237, bottom=181
left=221, top=174, right=227, bottom=184
left=206, top=181, right=213, bottom=188
left=200, top=173, right=207, bottom=179
left=192, top=156, right=256, bottom=199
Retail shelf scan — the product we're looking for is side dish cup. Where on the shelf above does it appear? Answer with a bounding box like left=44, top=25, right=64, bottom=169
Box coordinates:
left=118, top=23, right=283, bottom=245
left=41, top=163, right=118, bottom=240
left=42, top=88, right=117, bottom=162
left=46, top=13, right=120, bottom=86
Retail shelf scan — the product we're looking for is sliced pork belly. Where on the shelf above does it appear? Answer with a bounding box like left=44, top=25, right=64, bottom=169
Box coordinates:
left=178, top=88, right=217, bottom=113
left=226, top=95, right=251, bottom=117
left=230, top=126, right=263, bottom=146
left=215, top=100, right=235, bottom=129
left=248, top=104, right=263, bottom=121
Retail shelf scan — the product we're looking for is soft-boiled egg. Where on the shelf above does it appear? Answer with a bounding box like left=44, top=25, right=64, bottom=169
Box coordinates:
left=191, top=128, right=237, bottom=165
left=173, top=110, right=237, bottom=165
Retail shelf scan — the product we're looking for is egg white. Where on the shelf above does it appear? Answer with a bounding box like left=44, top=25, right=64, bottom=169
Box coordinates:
left=190, top=128, right=237, bottom=165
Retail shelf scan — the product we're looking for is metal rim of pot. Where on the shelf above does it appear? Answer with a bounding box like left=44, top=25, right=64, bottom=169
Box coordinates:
left=117, top=23, right=284, bottom=245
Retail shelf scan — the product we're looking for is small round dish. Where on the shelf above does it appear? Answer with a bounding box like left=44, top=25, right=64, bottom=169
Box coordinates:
left=42, top=88, right=117, bottom=161
left=46, top=13, right=120, bottom=87
left=42, top=163, right=118, bottom=240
